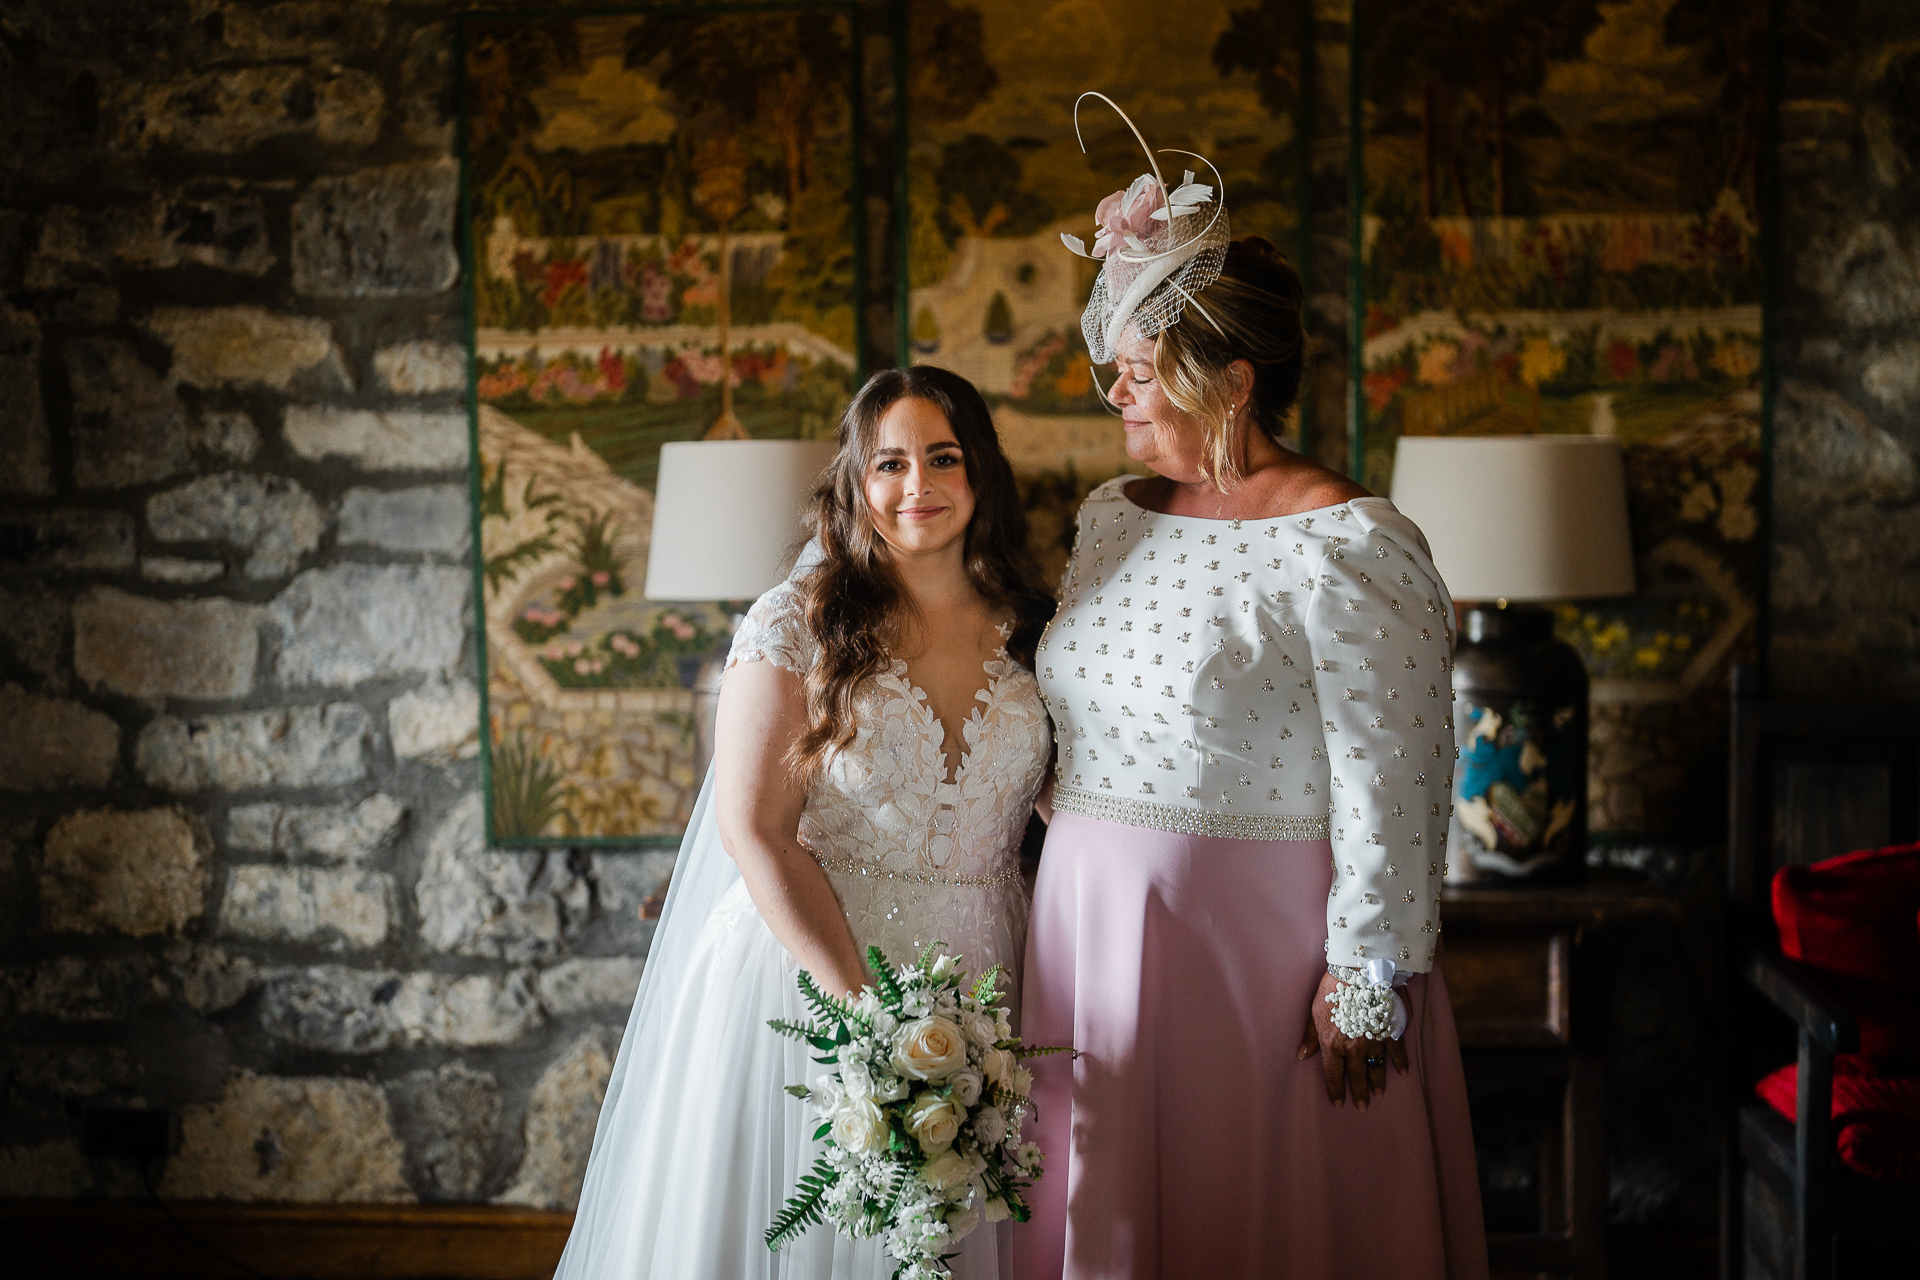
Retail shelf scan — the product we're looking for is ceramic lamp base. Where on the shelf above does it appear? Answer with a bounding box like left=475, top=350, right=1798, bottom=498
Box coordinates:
left=1447, top=605, right=1589, bottom=884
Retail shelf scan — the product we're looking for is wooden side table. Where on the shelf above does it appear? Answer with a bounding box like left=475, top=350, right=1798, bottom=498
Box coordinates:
left=1441, top=882, right=1683, bottom=1280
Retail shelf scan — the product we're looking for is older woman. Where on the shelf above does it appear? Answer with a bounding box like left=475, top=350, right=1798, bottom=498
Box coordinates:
left=1016, top=101, right=1488, bottom=1280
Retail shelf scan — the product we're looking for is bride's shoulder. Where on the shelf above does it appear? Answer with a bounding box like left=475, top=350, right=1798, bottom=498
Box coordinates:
left=727, top=577, right=815, bottom=675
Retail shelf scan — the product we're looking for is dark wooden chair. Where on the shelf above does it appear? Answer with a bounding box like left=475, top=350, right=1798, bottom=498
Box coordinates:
left=1723, top=665, right=1920, bottom=1280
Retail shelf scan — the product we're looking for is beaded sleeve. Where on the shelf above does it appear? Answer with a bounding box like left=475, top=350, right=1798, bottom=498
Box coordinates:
left=726, top=581, right=816, bottom=677
left=1305, top=526, right=1456, bottom=973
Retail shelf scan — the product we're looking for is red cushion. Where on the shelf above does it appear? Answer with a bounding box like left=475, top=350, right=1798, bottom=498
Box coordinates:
left=1772, top=841, right=1920, bottom=1066
left=1756, top=1059, right=1920, bottom=1181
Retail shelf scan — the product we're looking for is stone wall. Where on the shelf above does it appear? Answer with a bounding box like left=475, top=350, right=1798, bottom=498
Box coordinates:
left=0, top=1, right=669, bottom=1206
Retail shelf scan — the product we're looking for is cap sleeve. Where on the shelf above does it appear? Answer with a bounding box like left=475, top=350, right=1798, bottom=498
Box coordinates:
left=726, top=580, right=816, bottom=678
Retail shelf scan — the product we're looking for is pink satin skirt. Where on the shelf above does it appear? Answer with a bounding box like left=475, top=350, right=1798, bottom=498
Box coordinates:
left=1014, top=813, right=1490, bottom=1280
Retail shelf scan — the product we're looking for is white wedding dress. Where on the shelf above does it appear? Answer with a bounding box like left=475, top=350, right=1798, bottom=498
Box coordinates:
left=554, top=569, right=1050, bottom=1280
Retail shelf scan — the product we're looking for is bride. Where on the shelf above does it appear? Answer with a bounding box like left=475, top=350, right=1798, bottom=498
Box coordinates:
left=552, top=366, right=1056, bottom=1280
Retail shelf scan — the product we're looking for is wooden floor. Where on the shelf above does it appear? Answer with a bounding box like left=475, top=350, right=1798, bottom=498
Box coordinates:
left=8, top=1200, right=1717, bottom=1280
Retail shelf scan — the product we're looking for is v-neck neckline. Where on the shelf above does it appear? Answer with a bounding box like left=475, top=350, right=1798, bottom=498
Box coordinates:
left=891, top=636, right=1012, bottom=788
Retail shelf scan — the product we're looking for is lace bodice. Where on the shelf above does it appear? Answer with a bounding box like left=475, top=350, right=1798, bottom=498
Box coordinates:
left=1037, top=479, right=1458, bottom=972
left=725, top=573, right=1049, bottom=986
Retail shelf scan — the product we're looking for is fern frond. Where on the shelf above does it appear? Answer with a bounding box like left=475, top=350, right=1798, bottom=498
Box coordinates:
left=1013, top=1043, right=1077, bottom=1059
left=765, top=1153, right=839, bottom=1252
left=970, top=965, right=1003, bottom=1005
left=767, top=1017, right=832, bottom=1043
left=794, top=969, right=855, bottom=1026
left=867, top=946, right=903, bottom=1006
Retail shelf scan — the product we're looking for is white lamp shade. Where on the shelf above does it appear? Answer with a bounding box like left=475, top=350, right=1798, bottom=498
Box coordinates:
left=1388, top=436, right=1635, bottom=602
left=644, top=439, right=838, bottom=601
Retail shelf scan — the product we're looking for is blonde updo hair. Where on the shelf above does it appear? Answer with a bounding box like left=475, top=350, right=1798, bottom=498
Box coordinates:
left=1148, top=236, right=1307, bottom=490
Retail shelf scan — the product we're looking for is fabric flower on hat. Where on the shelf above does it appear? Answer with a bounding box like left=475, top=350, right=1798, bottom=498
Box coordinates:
left=1062, top=170, right=1216, bottom=260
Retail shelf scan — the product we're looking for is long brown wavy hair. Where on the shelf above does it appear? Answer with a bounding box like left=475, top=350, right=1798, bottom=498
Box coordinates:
left=790, top=366, right=1054, bottom=779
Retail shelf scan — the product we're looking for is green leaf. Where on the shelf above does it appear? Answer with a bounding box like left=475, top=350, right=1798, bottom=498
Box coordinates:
left=784, top=1084, right=812, bottom=1099
left=765, top=1153, right=840, bottom=1252
left=813, top=1121, right=832, bottom=1140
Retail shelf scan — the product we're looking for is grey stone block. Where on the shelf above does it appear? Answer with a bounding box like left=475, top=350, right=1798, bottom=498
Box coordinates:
left=258, top=966, right=403, bottom=1053
left=64, top=338, right=190, bottom=489
left=498, top=1030, right=617, bottom=1209
left=0, top=683, right=118, bottom=792
left=1774, top=380, right=1917, bottom=506
left=74, top=587, right=262, bottom=698
left=137, top=704, right=371, bottom=792
left=283, top=406, right=468, bottom=471
left=142, top=557, right=224, bottom=584
left=0, top=511, right=137, bottom=571
left=166, top=944, right=259, bottom=1014
left=388, top=678, right=480, bottom=764
left=113, top=66, right=384, bottom=154
left=209, top=3, right=390, bottom=63
left=1862, top=340, right=1920, bottom=409
left=387, top=1064, right=502, bottom=1198
left=0, top=583, right=69, bottom=692
left=158, top=1071, right=412, bottom=1203
left=4, top=956, right=156, bottom=1022
left=226, top=794, right=406, bottom=864
left=220, top=865, right=394, bottom=950
left=292, top=161, right=459, bottom=298
left=40, top=807, right=212, bottom=936
left=147, top=472, right=326, bottom=578
left=415, top=796, right=590, bottom=961
left=0, top=355, right=52, bottom=495
left=390, top=971, right=546, bottom=1048
left=339, top=485, right=470, bottom=554
left=190, top=410, right=260, bottom=464
left=270, top=565, right=467, bottom=688
left=146, top=307, right=348, bottom=392
left=536, top=958, right=644, bottom=1017
left=373, top=341, right=466, bottom=395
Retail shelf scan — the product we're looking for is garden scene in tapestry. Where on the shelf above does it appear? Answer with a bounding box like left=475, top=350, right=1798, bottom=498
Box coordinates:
left=465, top=8, right=859, bottom=841
left=1357, top=0, right=1767, bottom=837
left=905, top=0, right=1308, bottom=582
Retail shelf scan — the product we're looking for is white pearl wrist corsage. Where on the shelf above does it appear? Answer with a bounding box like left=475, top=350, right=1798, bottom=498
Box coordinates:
left=1326, top=963, right=1405, bottom=1041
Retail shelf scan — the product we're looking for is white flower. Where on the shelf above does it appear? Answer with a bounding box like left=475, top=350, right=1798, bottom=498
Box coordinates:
left=930, top=954, right=960, bottom=982
left=840, top=1056, right=876, bottom=1099
left=874, top=1070, right=910, bottom=1102
left=906, top=1090, right=964, bottom=1153
left=807, top=1075, right=844, bottom=1115
left=994, top=1008, right=1013, bottom=1040
left=979, top=1046, right=1014, bottom=1087
left=949, top=1067, right=984, bottom=1107
left=944, top=1198, right=981, bottom=1242
left=1013, top=1141, right=1043, bottom=1174
left=871, top=1009, right=899, bottom=1038
left=830, top=1096, right=889, bottom=1155
left=901, top=987, right=934, bottom=1017
left=959, top=1009, right=998, bottom=1047
left=892, top=1016, right=969, bottom=1081
left=920, top=1146, right=975, bottom=1193
left=971, top=1104, right=1008, bottom=1148
left=984, top=1196, right=1011, bottom=1223
left=1009, top=1065, right=1034, bottom=1096
left=852, top=991, right=881, bottom=1019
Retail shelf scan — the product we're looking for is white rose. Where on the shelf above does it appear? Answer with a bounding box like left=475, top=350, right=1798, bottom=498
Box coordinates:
left=920, top=1146, right=974, bottom=1193
left=871, top=1010, right=899, bottom=1037
left=984, top=1196, right=1011, bottom=1223
left=892, top=1016, right=969, bottom=1081
left=948, top=1067, right=984, bottom=1107
left=1009, top=1065, right=1033, bottom=1096
left=807, top=1075, right=844, bottom=1115
left=971, top=1104, right=1008, bottom=1148
left=906, top=1090, right=964, bottom=1153
left=840, top=1057, right=876, bottom=1099
left=944, top=1198, right=981, bottom=1242
left=959, top=1009, right=999, bottom=1047
left=978, top=1046, right=1013, bottom=1087
left=994, top=1009, right=1013, bottom=1040
left=930, top=954, right=960, bottom=982
left=830, top=1097, right=889, bottom=1155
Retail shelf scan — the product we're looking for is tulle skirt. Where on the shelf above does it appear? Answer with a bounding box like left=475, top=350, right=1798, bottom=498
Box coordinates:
left=1014, top=813, right=1489, bottom=1280
left=551, top=877, right=1011, bottom=1280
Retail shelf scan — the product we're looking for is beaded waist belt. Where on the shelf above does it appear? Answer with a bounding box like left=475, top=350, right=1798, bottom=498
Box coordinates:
left=1050, top=784, right=1332, bottom=842
left=805, top=844, right=1024, bottom=889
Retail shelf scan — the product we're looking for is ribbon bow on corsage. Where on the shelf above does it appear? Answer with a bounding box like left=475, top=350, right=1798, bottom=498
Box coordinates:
left=1060, top=170, right=1216, bottom=260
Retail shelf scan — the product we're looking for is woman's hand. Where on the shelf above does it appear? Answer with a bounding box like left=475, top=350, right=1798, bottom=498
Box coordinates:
left=1296, top=969, right=1409, bottom=1109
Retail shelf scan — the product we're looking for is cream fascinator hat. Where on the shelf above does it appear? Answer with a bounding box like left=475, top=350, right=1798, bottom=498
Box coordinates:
left=1060, top=93, right=1230, bottom=364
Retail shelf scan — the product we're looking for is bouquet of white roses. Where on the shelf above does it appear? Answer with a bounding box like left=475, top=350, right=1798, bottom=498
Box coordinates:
left=764, top=943, right=1068, bottom=1279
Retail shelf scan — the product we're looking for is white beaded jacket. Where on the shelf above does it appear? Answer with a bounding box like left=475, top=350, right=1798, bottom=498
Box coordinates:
left=1037, top=479, right=1458, bottom=972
